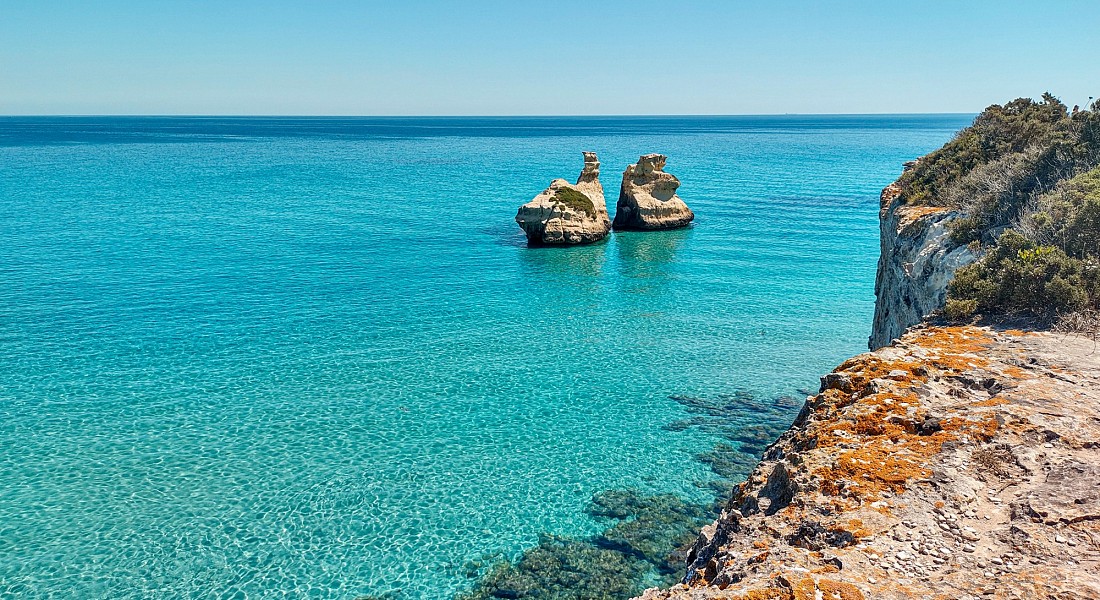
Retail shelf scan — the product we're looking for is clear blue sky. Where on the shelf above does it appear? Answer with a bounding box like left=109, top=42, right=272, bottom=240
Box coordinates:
left=2, top=0, right=1097, bottom=115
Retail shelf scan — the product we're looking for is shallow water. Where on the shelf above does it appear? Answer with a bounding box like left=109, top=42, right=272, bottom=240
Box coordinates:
left=0, top=115, right=970, bottom=598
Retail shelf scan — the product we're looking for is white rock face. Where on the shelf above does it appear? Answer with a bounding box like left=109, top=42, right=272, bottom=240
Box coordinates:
left=515, top=152, right=610, bottom=245
left=869, top=180, right=979, bottom=349
left=612, top=154, right=694, bottom=230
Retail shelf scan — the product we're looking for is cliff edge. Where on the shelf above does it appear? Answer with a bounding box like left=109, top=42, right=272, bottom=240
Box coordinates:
left=634, top=96, right=1100, bottom=600
left=636, top=325, right=1100, bottom=600
left=868, top=177, right=978, bottom=350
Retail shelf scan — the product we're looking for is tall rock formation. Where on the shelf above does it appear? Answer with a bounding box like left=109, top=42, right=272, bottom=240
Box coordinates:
left=868, top=168, right=978, bottom=350
left=515, top=152, right=610, bottom=245
left=612, top=154, right=694, bottom=230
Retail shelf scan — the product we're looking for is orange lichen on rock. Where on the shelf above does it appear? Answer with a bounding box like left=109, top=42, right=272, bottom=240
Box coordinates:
left=909, top=326, right=993, bottom=355
left=816, top=579, right=865, bottom=600
left=787, top=575, right=816, bottom=600
left=803, top=327, right=1003, bottom=503
left=897, top=205, right=949, bottom=228
left=634, top=326, right=1100, bottom=600
left=845, top=519, right=872, bottom=539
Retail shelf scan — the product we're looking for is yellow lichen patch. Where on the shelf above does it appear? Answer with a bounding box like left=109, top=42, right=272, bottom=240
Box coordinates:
left=806, top=328, right=1004, bottom=504
left=897, top=205, right=949, bottom=228
left=817, top=579, right=866, bottom=600
left=832, top=355, right=926, bottom=392
left=909, top=326, right=993, bottom=355
left=788, top=575, right=817, bottom=600
left=971, top=396, right=1009, bottom=407
left=718, top=588, right=793, bottom=600
left=845, top=518, right=872, bottom=539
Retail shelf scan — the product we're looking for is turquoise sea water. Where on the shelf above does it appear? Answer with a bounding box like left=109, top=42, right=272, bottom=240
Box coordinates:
left=0, top=115, right=970, bottom=598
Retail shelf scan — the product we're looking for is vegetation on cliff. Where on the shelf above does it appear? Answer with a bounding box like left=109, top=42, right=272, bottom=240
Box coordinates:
left=895, top=93, right=1100, bottom=321
left=553, top=187, right=596, bottom=218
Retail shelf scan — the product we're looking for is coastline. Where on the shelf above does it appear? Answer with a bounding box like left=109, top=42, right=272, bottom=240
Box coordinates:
left=637, top=324, right=1100, bottom=599
left=635, top=110, right=1100, bottom=598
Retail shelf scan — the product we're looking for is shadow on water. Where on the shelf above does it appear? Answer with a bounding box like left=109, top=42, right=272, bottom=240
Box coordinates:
left=453, top=389, right=804, bottom=600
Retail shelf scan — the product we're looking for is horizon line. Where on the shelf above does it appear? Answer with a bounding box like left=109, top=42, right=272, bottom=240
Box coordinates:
left=0, top=112, right=978, bottom=119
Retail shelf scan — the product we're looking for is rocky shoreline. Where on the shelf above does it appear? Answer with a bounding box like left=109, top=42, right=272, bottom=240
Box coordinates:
left=634, top=103, right=1100, bottom=598
left=636, top=325, right=1100, bottom=600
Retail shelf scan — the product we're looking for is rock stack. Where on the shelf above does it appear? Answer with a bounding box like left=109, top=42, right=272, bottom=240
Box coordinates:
left=612, top=154, right=694, bottom=230
left=515, top=152, right=611, bottom=246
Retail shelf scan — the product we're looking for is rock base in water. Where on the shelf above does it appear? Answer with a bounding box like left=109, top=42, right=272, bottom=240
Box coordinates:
left=515, top=152, right=610, bottom=245
left=612, top=154, right=694, bottom=231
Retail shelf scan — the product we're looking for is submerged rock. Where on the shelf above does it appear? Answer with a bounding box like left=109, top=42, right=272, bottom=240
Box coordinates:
left=515, top=152, right=610, bottom=245
left=612, top=154, right=694, bottom=230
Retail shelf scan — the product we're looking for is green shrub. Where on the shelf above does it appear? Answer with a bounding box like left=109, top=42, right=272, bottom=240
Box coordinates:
left=947, top=230, right=1099, bottom=318
left=1023, top=166, right=1100, bottom=257
left=553, top=187, right=595, bottom=217
left=943, top=298, right=979, bottom=322
left=898, top=94, right=1100, bottom=240
left=948, top=215, right=985, bottom=245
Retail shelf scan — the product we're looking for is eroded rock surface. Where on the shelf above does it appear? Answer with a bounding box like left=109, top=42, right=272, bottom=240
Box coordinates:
left=612, top=154, right=694, bottom=230
left=869, top=173, right=978, bottom=350
left=637, top=326, right=1100, bottom=600
left=515, top=152, right=610, bottom=245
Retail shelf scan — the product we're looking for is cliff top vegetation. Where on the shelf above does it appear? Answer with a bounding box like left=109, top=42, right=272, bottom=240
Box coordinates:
left=900, top=93, right=1100, bottom=323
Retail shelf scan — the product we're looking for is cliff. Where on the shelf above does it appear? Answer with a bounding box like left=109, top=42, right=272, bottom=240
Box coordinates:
left=633, top=98, right=1100, bottom=600
left=868, top=177, right=978, bottom=350
left=636, top=325, right=1100, bottom=600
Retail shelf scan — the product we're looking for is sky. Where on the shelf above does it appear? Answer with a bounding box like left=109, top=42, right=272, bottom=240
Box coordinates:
left=2, top=0, right=1098, bottom=115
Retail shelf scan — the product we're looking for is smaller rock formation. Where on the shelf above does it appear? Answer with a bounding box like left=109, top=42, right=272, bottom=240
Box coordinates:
left=612, top=154, right=694, bottom=230
left=515, top=152, right=610, bottom=245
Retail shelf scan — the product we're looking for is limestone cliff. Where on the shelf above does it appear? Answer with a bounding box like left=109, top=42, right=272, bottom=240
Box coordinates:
left=869, top=173, right=978, bottom=351
left=633, top=153, right=1100, bottom=600
left=516, top=152, right=610, bottom=245
left=636, top=325, right=1100, bottom=600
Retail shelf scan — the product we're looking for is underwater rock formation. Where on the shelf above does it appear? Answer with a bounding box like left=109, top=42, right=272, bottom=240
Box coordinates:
left=515, top=152, right=610, bottom=245
left=612, top=154, right=694, bottom=230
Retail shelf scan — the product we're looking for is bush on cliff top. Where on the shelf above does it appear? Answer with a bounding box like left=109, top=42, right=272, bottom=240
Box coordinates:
left=946, top=165, right=1100, bottom=321
left=899, top=94, right=1100, bottom=245
left=900, top=92, right=1100, bottom=322
left=553, top=187, right=596, bottom=218
left=947, top=230, right=1100, bottom=320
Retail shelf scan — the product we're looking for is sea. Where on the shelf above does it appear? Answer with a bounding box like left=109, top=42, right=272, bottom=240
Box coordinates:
left=0, top=115, right=971, bottom=598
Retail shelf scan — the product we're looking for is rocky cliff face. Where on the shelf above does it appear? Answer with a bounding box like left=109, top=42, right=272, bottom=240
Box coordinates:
left=516, top=152, right=610, bottom=245
left=612, top=154, right=694, bottom=230
left=631, top=154, right=1100, bottom=600
left=868, top=176, right=978, bottom=350
left=637, top=325, right=1100, bottom=600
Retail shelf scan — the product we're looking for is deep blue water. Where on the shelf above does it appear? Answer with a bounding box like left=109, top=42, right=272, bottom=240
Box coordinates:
left=0, top=115, right=970, bottom=598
